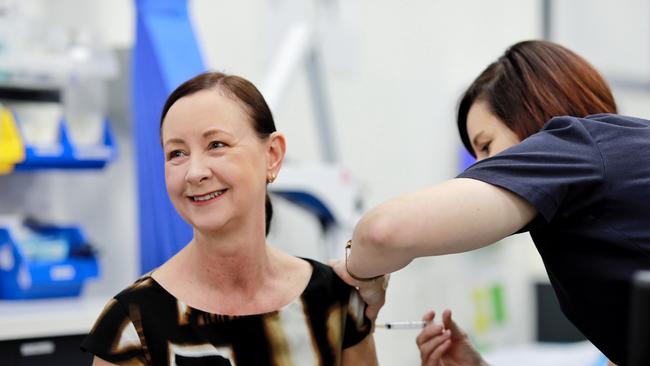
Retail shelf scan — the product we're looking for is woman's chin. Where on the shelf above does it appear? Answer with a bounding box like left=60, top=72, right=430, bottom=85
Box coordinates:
left=190, top=218, right=229, bottom=235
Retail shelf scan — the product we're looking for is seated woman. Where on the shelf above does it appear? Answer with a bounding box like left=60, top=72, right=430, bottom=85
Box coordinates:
left=82, top=72, right=378, bottom=366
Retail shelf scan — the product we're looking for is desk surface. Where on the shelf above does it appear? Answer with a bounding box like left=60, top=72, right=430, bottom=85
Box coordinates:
left=0, top=296, right=106, bottom=341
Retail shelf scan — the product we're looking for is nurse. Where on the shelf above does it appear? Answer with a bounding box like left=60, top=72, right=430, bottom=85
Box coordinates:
left=335, top=40, right=650, bottom=366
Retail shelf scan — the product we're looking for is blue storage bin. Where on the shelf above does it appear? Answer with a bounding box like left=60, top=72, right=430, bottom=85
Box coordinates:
left=0, top=225, right=99, bottom=299
left=13, top=117, right=117, bottom=171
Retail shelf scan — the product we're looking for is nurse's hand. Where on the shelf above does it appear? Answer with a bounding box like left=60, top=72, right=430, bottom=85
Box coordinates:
left=416, top=309, right=489, bottom=366
left=331, top=259, right=389, bottom=323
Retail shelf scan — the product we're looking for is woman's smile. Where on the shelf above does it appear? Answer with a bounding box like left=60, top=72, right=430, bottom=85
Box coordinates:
left=187, top=189, right=228, bottom=206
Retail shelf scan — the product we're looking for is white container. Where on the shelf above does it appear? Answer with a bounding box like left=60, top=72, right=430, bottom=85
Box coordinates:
left=10, top=101, right=63, bottom=147
left=63, top=77, right=105, bottom=147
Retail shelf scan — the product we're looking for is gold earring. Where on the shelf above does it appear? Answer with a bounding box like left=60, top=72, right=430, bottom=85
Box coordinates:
left=267, top=173, right=276, bottom=183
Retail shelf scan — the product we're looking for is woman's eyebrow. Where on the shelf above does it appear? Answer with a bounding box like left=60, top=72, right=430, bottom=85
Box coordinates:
left=202, top=128, right=233, bottom=139
left=163, top=137, right=184, bottom=147
left=163, top=129, right=235, bottom=147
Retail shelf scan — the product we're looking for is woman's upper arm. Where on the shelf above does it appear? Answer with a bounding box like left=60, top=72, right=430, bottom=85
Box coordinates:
left=92, top=356, right=120, bottom=366
left=341, top=334, right=378, bottom=366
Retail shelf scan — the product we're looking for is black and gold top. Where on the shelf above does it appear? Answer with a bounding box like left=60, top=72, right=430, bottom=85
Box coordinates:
left=81, top=259, right=371, bottom=365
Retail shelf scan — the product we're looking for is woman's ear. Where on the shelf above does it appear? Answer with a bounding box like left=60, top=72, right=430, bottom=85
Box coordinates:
left=266, top=132, right=286, bottom=177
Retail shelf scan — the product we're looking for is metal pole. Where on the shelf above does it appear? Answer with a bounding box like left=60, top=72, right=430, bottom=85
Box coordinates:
left=305, top=47, right=338, bottom=163
left=541, top=0, right=552, bottom=40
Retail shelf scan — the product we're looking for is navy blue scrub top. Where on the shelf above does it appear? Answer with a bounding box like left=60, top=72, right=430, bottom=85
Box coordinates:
left=458, top=114, right=650, bottom=365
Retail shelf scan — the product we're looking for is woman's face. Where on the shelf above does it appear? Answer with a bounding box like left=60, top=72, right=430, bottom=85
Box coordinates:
left=161, top=89, right=283, bottom=234
left=466, top=100, right=521, bottom=160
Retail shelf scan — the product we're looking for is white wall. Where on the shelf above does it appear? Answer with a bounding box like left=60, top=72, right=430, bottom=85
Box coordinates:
left=551, top=0, right=650, bottom=119
left=553, top=0, right=650, bottom=82
left=16, top=0, right=649, bottom=364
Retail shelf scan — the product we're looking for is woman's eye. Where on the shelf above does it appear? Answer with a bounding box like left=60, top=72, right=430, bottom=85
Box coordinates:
left=168, top=150, right=186, bottom=160
left=209, top=141, right=226, bottom=150
left=481, top=142, right=492, bottom=154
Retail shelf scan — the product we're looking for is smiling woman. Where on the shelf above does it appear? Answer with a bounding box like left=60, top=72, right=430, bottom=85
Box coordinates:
left=80, top=72, right=379, bottom=366
left=160, top=73, right=280, bottom=236
left=161, top=88, right=275, bottom=236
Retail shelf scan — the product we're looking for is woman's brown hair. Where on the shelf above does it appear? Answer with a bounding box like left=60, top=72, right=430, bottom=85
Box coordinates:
left=457, top=40, right=617, bottom=157
left=160, top=72, right=277, bottom=235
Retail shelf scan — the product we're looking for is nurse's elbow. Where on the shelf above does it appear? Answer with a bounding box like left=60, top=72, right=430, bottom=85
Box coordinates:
left=358, top=214, right=397, bottom=251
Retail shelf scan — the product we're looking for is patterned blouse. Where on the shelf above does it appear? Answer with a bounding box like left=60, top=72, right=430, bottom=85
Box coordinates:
left=81, top=258, right=371, bottom=365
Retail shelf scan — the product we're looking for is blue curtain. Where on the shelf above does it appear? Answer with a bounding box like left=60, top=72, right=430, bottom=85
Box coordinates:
left=132, top=0, right=205, bottom=273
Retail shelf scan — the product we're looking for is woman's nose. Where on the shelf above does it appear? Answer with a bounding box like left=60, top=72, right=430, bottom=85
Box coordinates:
left=185, top=156, right=212, bottom=184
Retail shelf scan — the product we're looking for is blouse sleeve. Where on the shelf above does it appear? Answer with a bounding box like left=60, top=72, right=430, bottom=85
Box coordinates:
left=342, top=289, right=372, bottom=349
left=81, top=298, right=148, bottom=365
left=457, top=116, right=606, bottom=226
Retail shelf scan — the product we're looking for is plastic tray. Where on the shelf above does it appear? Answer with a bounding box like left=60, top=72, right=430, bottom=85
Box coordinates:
left=0, top=225, right=99, bottom=299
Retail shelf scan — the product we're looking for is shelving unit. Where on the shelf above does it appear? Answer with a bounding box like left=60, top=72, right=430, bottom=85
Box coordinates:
left=0, top=296, right=106, bottom=341
left=0, top=1, right=139, bottom=355
left=0, top=102, right=113, bottom=364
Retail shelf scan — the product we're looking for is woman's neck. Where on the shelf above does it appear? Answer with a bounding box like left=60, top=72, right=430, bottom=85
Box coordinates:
left=153, top=219, right=311, bottom=315
left=185, top=226, right=278, bottom=296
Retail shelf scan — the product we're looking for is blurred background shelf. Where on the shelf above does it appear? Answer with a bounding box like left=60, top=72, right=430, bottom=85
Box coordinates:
left=0, top=296, right=106, bottom=341
left=14, top=119, right=117, bottom=171
left=0, top=296, right=106, bottom=365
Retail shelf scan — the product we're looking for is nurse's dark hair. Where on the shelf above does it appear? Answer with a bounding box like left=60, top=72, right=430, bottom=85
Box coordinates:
left=457, top=40, right=617, bottom=157
left=160, top=71, right=277, bottom=236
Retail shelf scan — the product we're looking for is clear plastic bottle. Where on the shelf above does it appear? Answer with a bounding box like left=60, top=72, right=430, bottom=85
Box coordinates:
left=63, top=29, right=114, bottom=147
